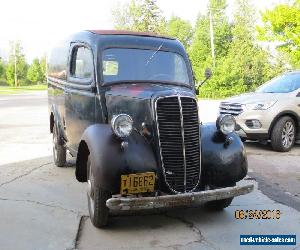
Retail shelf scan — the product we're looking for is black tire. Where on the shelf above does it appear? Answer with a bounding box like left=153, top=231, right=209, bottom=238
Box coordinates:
left=271, top=116, right=295, bottom=152
left=240, top=137, right=247, bottom=142
left=87, top=156, right=111, bottom=228
left=205, top=197, right=233, bottom=210
left=53, top=125, right=66, bottom=167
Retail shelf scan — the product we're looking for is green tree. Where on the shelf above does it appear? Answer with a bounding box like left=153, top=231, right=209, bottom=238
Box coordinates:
left=6, top=41, right=28, bottom=86
left=27, top=58, right=42, bottom=84
left=190, top=0, right=282, bottom=98
left=257, top=1, right=300, bottom=68
left=0, top=59, right=4, bottom=79
left=40, top=55, right=47, bottom=83
left=166, top=16, right=193, bottom=48
left=112, top=0, right=166, bottom=33
left=189, top=0, right=232, bottom=81
left=199, top=0, right=282, bottom=98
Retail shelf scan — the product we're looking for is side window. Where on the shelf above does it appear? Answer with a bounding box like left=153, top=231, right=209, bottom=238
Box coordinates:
left=70, top=46, right=93, bottom=82
left=174, top=54, right=189, bottom=84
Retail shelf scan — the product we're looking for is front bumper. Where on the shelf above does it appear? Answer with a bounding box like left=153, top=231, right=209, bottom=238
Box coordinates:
left=106, top=183, right=254, bottom=211
left=234, top=110, right=273, bottom=138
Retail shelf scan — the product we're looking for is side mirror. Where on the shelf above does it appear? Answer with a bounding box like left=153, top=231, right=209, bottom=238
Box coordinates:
left=205, top=68, right=213, bottom=79
left=196, top=68, right=213, bottom=95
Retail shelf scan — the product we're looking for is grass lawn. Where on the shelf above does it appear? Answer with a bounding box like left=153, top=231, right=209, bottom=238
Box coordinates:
left=0, top=85, right=47, bottom=95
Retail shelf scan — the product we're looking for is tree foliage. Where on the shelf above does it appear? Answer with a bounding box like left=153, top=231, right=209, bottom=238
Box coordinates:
left=189, top=0, right=232, bottom=82
left=257, top=0, right=300, bottom=68
left=113, top=0, right=166, bottom=33
left=166, top=16, right=193, bottom=48
left=40, top=55, right=47, bottom=82
left=189, top=0, right=284, bottom=98
left=6, top=41, right=28, bottom=86
left=0, top=59, right=5, bottom=79
left=27, top=58, right=43, bottom=84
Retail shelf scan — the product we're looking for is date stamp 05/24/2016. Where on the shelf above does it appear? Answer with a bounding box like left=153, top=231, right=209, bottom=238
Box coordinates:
left=235, top=209, right=281, bottom=220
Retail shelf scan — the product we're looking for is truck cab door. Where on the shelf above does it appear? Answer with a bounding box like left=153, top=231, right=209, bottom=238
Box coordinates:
left=65, top=44, right=96, bottom=154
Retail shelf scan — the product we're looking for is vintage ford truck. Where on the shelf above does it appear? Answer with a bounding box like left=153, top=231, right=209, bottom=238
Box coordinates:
left=48, top=30, right=253, bottom=228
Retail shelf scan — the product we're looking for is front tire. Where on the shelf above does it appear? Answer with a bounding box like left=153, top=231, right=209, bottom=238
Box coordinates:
left=87, top=156, right=111, bottom=228
left=271, top=116, right=295, bottom=152
left=53, top=125, right=66, bottom=167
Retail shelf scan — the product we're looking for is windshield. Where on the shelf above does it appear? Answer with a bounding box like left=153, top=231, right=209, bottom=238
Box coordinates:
left=101, top=48, right=190, bottom=85
left=257, top=73, right=300, bottom=93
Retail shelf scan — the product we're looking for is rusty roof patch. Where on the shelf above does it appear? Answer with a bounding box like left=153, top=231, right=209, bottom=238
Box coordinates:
left=88, top=30, right=174, bottom=40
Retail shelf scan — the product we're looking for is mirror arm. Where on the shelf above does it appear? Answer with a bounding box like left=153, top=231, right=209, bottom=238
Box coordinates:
left=197, top=76, right=211, bottom=89
left=195, top=78, right=207, bottom=95
left=199, top=78, right=208, bottom=87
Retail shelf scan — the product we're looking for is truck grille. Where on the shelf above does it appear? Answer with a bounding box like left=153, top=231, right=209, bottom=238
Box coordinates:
left=219, top=102, right=243, bottom=116
left=155, top=96, right=201, bottom=193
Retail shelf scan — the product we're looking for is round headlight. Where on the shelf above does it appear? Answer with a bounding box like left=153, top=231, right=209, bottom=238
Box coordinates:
left=111, top=114, right=133, bottom=138
left=217, top=115, right=236, bottom=135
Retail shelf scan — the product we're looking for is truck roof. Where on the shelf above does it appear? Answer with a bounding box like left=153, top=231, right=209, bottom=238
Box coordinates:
left=88, top=30, right=174, bottom=40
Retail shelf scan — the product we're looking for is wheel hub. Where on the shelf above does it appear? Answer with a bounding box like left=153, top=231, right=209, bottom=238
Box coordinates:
left=282, top=121, right=295, bottom=148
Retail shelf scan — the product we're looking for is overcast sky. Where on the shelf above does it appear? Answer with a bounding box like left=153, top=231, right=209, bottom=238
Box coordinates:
left=0, top=0, right=285, bottom=62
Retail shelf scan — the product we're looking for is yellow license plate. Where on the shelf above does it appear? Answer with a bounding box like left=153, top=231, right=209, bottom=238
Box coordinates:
left=120, top=172, right=155, bottom=195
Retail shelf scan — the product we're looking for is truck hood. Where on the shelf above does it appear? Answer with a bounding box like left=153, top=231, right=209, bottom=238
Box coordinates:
left=225, top=92, right=285, bottom=104
left=104, top=83, right=194, bottom=131
left=105, top=83, right=193, bottom=100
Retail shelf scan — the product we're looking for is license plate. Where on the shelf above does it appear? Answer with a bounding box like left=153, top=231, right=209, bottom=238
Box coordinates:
left=120, top=172, right=155, bottom=195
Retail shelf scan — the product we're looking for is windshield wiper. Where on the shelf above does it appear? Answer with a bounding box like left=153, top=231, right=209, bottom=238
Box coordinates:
left=145, top=42, right=164, bottom=66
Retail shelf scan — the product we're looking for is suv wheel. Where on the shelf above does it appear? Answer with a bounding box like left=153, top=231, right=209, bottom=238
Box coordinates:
left=271, top=116, right=295, bottom=152
left=87, top=155, right=111, bottom=228
left=53, top=125, right=66, bottom=167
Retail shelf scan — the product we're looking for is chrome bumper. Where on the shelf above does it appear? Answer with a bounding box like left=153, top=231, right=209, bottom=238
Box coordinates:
left=106, top=183, right=254, bottom=211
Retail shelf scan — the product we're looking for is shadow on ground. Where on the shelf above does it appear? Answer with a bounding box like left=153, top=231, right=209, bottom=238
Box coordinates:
left=245, top=140, right=300, bottom=155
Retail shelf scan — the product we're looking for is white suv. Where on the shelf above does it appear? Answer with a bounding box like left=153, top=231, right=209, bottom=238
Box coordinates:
left=220, top=71, right=300, bottom=152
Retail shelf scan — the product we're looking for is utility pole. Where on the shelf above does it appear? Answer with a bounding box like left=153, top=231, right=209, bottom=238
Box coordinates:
left=14, top=41, right=17, bottom=87
left=209, top=9, right=216, bottom=68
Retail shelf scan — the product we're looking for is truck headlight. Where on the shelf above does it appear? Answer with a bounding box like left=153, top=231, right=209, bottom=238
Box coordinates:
left=243, top=101, right=277, bottom=110
left=217, top=114, right=236, bottom=135
left=111, top=114, right=133, bottom=138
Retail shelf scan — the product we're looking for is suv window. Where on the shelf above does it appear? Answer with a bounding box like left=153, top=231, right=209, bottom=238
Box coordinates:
left=70, top=46, right=93, bottom=81
left=257, top=72, right=300, bottom=93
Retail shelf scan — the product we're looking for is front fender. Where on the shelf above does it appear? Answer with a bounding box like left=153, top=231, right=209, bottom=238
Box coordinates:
left=201, top=123, right=248, bottom=187
left=76, top=124, right=157, bottom=194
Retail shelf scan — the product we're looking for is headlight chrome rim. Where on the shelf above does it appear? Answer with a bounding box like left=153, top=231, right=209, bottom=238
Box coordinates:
left=217, top=114, right=236, bottom=135
left=111, top=114, right=133, bottom=138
